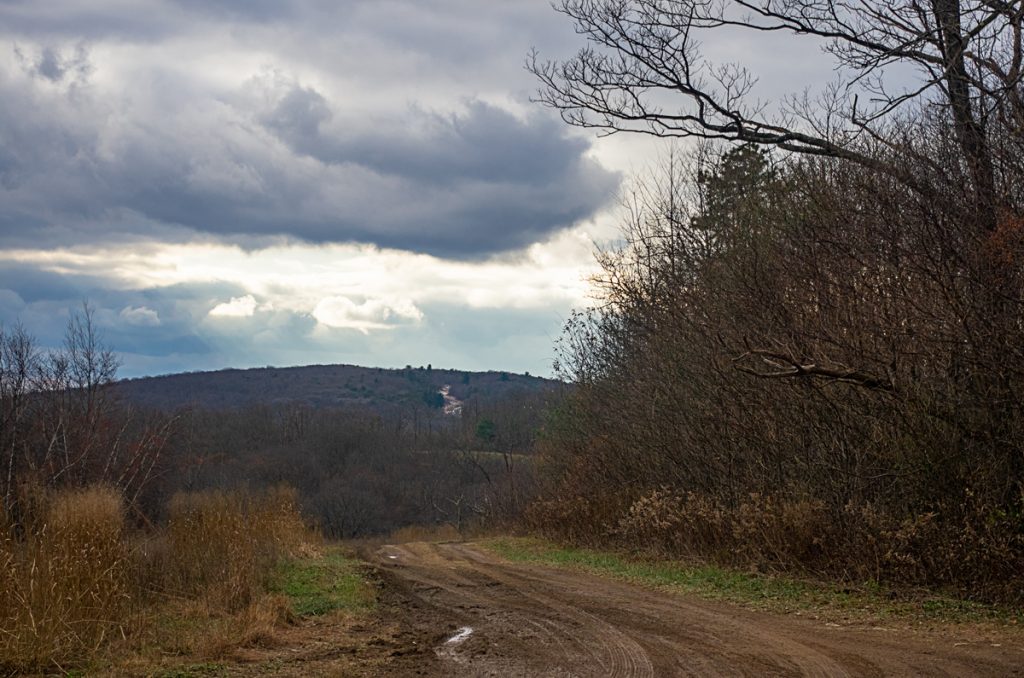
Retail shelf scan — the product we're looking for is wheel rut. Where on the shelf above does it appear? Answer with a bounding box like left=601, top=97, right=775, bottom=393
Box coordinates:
left=372, top=541, right=1024, bottom=677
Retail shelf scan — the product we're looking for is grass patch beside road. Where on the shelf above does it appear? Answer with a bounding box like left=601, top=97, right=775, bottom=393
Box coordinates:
left=480, top=537, right=1024, bottom=627
left=272, top=547, right=376, bottom=617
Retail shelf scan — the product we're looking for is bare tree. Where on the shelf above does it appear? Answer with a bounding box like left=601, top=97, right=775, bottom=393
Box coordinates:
left=1, top=305, right=174, bottom=519
left=0, top=324, right=40, bottom=507
left=43, top=303, right=120, bottom=487
left=530, top=0, right=1024, bottom=229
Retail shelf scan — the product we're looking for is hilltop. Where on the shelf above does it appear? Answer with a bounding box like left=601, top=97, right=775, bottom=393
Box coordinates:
left=113, top=363, right=560, bottom=411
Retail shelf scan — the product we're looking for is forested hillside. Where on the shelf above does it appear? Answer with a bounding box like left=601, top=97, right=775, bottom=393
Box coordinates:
left=114, top=363, right=557, bottom=412
left=1, top=315, right=559, bottom=539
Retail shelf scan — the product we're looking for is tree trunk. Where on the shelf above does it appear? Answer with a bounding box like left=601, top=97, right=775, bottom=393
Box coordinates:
left=933, top=0, right=998, bottom=232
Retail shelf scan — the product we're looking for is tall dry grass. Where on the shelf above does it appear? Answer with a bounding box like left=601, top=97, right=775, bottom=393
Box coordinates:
left=0, top=484, right=310, bottom=674
left=162, top=485, right=308, bottom=611
left=0, top=486, right=131, bottom=673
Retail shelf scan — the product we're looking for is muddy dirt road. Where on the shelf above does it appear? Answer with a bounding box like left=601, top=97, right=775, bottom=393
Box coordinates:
left=372, top=541, right=1024, bottom=677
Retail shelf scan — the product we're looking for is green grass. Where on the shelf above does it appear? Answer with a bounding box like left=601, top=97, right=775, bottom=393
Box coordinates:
left=479, top=537, right=1024, bottom=627
left=272, top=548, right=375, bottom=617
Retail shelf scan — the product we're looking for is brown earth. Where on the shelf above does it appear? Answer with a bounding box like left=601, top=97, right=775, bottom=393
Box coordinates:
left=228, top=541, right=1024, bottom=677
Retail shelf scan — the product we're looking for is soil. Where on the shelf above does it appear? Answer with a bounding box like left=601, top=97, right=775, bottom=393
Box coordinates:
left=230, top=541, right=1024, bottom=677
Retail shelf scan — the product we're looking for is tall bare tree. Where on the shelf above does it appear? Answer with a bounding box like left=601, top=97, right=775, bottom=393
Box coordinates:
left=530, top=0, right=1024, bottom=230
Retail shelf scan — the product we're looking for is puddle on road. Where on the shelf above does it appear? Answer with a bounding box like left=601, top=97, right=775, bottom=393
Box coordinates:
left=446, top=627, right=474, bottom=644
left=436, top=626, right=475, bottom=663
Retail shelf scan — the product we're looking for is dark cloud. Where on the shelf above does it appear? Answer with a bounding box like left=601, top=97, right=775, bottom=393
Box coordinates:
left=266, top=92, right=589, bottom=187
left=0, top=262, right=99, bottom=302
left=0, top=1, right=182, bottom=42
left=13, top=43, right=90, bottom=82
left=0, top=58, right=618, bottom=257
left=0, top=263, right=251, bottom=358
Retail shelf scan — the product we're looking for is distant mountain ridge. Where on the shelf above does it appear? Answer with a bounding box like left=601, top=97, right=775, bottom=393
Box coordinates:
left=113, top=363, right=559, bottom=411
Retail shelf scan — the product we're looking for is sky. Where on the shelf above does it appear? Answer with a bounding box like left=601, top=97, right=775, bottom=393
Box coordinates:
left=0, top=0, right=836, bottom=379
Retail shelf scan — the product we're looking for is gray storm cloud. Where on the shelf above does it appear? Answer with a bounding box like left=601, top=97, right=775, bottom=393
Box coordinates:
left=0, top=0, right=618, bottom=377
left=0, top=38, right=618, bottom=258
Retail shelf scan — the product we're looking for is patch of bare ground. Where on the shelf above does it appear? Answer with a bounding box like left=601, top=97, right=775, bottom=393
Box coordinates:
left=218, top=609, right=440, bottom=677
left=136, top=541, right=1024, bottom=677
left=371, top=542, right=1024, bottom=677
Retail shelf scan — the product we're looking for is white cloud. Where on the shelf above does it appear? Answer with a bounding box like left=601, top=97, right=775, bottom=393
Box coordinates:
left=1, top=226, right=601, bottom=314
left=119, top=305, right=160, bottom=326
left=208, top=294, right=257, bottom=317
left=313, top=296, right=422, bottom=333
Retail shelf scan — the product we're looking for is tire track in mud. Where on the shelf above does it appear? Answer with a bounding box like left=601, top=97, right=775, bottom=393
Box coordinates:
left=441, top=544, right=836, bottom=677
left=373, top=542, right=1024, bottom=677
left=379, top=543, right=644, bottom=676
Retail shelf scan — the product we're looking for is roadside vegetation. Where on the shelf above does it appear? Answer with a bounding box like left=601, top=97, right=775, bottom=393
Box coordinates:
left=526, top=0, right=1024, bottom=606
left=0, top=484, right=343, bottom=675
left=271, top=548, right=375, bottom=617
left=483, top=537, right=1024, bottom=627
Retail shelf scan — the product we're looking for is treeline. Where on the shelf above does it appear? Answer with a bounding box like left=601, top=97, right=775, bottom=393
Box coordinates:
left=114, top=361, right=552, bottom=411
left=1, top=307, right=554, bottom=538
left=160, top=389, right=551, bottom=537
left=528, top=0, right=1024, bottom=602
left=533, top=133, right=1024, bottom=600
left=528, top=1, right=1024, bottom=601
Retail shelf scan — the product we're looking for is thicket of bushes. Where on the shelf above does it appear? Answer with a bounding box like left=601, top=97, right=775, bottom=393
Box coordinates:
left=0, top=484, right=307, bottom=674
left=530, top=9, right=1024, bottom=598
left=162, top=389, right=547, bottom=538
left=531, top=131, right=1024, bottom=600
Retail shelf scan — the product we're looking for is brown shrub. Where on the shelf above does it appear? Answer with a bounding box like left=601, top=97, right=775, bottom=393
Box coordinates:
left=565, top=485, right=1024, bottom=600
left=728, top=494, right=828, bottom=570
left=525, top=492, right=630, bottom=546
left=615, top=489, right=692, bottom=553
left=613, top=490, right=826, bottom=568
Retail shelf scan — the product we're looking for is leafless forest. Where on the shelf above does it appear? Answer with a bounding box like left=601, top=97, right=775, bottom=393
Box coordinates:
left=527, top=0, right=1024, bottom=603
left=0, top=316, right=553, bottom=539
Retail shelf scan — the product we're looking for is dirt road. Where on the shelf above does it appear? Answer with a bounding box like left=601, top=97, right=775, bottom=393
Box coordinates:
left=370, top=541, right=1024, bottom=677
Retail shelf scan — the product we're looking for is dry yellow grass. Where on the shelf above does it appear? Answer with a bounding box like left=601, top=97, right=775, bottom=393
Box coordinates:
left=0, top=484, right=311, bottom=674
left=0, top=485, right=131, bottom=673
left=163, top=485, right=308, bottom=611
